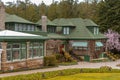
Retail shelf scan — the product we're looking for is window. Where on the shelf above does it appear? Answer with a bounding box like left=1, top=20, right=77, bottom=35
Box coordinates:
left=6, top=42, right=43, bottom=61
left=72, top=42, right=88, bottom=50
left=29, top=42, right=43, bottom=58
left=95, top=42, right=103, bottom=51
left=22, top=24, right=26, bottom=31
left=28, top=25, right=31, bottom=31
left=21, top=43, right=26, bottom=59
left=5, top=23, right=14, bottom=30
left=15, top=24, right=19, bottom=31
left=94, top=27, right=99, bottom=35
left=6, top=43, right=27, bottom=61
left=63, top=27, right=70, bottom=34
left=47, top=26, right=56, bottom=33
left=19, top=24, right=23, bottom=31
left=31, top=25, right=35, bottom=31
left=12, top=43, right=20, bottom=60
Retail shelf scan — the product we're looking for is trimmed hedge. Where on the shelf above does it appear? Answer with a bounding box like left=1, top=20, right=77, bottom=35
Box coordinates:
left=1, top=68, right=120, bottom=80
left=44, top=55, right=57, bottom=66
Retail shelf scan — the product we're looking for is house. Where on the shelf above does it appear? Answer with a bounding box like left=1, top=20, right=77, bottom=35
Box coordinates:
left=0, top=1, right=106, bottom=71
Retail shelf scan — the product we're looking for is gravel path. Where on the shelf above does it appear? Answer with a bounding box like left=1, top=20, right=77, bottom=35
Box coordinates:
left=0, top=60, right=120, bottom=78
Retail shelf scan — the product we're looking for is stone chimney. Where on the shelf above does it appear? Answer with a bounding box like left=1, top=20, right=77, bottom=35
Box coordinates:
left=0, top=1, right=5, bottom=30
left=41, top=16, right=47, bottom=32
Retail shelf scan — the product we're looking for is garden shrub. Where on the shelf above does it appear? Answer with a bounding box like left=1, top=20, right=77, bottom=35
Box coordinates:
left=55, top=52, right=75, bottom=62
left=64, top=52, right=74, bottom=62
left=44, top=55, right=57, bottom=66
left=100, top=66, right=112, bottom=71
left=55, top=53, right=63, bottom=62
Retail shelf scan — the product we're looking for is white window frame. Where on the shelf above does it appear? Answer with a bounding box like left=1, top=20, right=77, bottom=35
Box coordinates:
left=63, top=27, right=70, bottom=34
left=94, top=27, right=99, bottom=35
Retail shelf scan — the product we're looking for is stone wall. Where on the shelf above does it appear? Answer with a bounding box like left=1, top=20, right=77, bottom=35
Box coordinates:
left=1, top=58, right=43, bottom=71
left=0, top=2, right=5, bottom=30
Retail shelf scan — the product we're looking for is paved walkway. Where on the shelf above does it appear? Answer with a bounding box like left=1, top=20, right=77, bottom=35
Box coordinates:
left=0, top=60, right=120, bottom=78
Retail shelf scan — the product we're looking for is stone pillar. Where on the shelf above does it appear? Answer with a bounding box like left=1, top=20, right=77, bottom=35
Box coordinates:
left=1, top=42, right=7, bottom=71
left=89, top=40, right=95, bottom=59
left=26, top=42, right=30, bottom=59
left=0, top=2, right=5, bottom=30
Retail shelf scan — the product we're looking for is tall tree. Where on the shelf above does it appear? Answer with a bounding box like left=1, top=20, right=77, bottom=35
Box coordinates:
left=57, top=0, right=78, bottom=18
left=97, top=0, right=120, bottom=33
left=38, top=1, right=48, bottom=17
left=47, top=2, right=58, bottom=20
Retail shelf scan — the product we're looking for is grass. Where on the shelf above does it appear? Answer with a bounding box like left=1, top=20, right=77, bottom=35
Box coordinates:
left=1, top=68, right=120, bottom=80
left=46, top=73, right=120, bottom=80
left=58, top=61, right=78, bottom=66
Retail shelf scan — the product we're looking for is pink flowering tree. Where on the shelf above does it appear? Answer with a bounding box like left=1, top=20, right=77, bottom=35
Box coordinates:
left=105, top=29, right=120, bottom=52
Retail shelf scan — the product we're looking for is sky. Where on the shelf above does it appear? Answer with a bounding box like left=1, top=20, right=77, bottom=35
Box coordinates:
left=2, top=0, right=84, bottom=5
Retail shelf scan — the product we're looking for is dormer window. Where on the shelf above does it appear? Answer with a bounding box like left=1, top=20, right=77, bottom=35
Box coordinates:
left=94, top=27, right=99, bottom=35
left=47, top=26, right=56, bottom=33
left=63, top=27, right=70, bottom=35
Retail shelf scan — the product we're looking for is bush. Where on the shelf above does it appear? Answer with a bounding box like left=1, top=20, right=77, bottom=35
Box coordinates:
left=44, top=55, right=57, bottom=66
left=100, top=66, right=112, bottom=71
left=55, top=53, right=63, bottom=62
left=64, top=52, right=74, bottom=62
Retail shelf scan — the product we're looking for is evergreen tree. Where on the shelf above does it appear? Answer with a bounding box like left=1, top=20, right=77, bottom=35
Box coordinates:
left=47, top=2, right=58, bottom=20
left=98, top=0, right=120, bottom=33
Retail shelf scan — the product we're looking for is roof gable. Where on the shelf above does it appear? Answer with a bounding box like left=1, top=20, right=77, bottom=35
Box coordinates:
left=5, top=14, right=35, bottom=24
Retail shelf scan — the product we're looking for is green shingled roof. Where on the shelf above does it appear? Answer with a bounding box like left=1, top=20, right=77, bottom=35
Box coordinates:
left=84, top=19, right=98, bottom=26
left=53, top=18, right=75, bottom=26
left=47, top=33, right=66, bottom=39
left=52, top=18, right=106, bottom=40
left=5, top=14, right=35, bottom=24
left=36, top=19, right=56, bottom=26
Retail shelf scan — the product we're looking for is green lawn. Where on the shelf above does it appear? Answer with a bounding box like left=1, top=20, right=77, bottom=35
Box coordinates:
left=46, top=73, right=120, bottom=80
